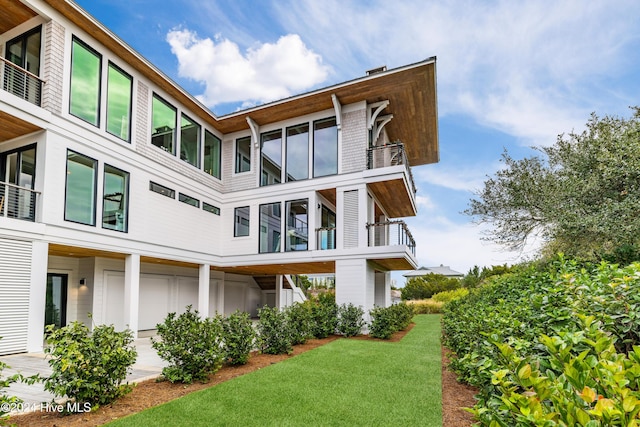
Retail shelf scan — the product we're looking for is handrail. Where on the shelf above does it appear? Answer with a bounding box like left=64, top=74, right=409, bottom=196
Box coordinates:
left=366, top=220, right=416, bottom=256
left=366, top=142, right=417, bottom=194
left=1, top=56, right=45, bottom=106
left=0, top=57, right=45, bottom=83
left=0, top=181, right=40, bottom=222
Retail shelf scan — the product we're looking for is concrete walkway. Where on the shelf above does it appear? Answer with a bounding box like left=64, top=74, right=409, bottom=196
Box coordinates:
left=1, top=336, right=166, bottom=411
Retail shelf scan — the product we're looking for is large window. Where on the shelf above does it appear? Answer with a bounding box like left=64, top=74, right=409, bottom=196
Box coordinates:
left=4, top=26, right=41, bottom=104
left=180, top=114, right=201, bottom=167
left=260, top=202, right=281, bottom=253
left=204, top=130, right=221, bottom=179
left=234, top=206, right=250, bottom=237
left=260, top=130, right=282, bottom=186
left=70, top=37, right=101, bottom=126
left=1, top=145, right=36, bottom=220
left=106, top=62, right=132, bottom=142
left=235, top=137, right=251, bottom=173
left=286, top=199, right=308, bottom=251
left=102, top=164, right=129, bottom=232
left=313, top=117, right=338, bottom=177
left=65, top=150, right=97, bottom=225
left=286, top=124, right=309, bottom=182
left=151, top=94, right=177, bottom=154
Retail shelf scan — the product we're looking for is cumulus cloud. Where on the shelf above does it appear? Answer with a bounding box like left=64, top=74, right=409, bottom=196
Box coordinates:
left=166, top=29, right=330, bottom=108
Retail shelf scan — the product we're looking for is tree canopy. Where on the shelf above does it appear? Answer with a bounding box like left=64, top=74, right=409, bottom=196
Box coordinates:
left=465, top=107, right=640, bottom=261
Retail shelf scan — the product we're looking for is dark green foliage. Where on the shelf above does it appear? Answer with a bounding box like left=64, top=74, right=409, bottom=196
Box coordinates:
left=443, top=259, right=640, bottom=425
left=309, top=292, right=338, bottom=338
left=369, top=303, right=414, bottom=339
left=221, top=310, right=256, bottom=365
left=336, top=303, right=365, bottom=337
left=286, top=302, right=314, bottom=345
left=460, top=264, right=513, bottom=288
left=401, top=274, right=460, bottom=300
left=44, top=322, right=137, bottom=406
left=257, top=306, right=293, bottom=355
left=152, top=306, right=224, bottom=383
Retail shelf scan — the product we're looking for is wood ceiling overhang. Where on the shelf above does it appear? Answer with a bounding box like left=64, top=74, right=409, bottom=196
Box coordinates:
left=0, top=0, right=37, bottom=34
left=42, top=0, right=439, bottom=167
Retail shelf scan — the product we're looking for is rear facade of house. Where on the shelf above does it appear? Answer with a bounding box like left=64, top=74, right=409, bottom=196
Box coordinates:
left=0, top=0, right=439, bottom=355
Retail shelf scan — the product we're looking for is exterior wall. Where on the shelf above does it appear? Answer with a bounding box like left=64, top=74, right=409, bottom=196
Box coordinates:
left=341, top=107, right=367, bottom=173
left=335, top=258, right=376, bottom=321
left=42, top=19, right=65, bottom=114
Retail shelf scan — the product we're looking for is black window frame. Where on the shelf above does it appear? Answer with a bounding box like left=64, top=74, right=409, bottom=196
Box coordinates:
left=234, top=206, right=250, bottom=237
left=203, top=202, right=220, bottom=215
left=64, top=149, right=98, bottom=226
left=102, top=163, right=130, bottom=233
left=179, top=192, right=200, bottom=208
left=105, top=61, right=133, bottom=143
left=149, top=181, right=175, bottom=198
left=69, top=36, right=102, bottom=127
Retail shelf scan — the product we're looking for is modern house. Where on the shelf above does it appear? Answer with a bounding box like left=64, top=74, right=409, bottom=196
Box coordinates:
left=0, top=0, right=439, bottom=355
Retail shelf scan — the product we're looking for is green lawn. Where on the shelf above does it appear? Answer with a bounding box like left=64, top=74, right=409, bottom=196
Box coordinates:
left=107, top=314, right=442, bottom=427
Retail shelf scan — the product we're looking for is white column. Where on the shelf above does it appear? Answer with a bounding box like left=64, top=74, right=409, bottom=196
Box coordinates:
left=275, top=275, right=283, bottom=310
left=198, top=264, right=210, bottom=317
left=335, top=258, right=376, bottom=324
left=217, top=277, right=225, bottom=314
left=123, top=253, right=140, bottom=338
left=26, top=241, right=48, bottom=352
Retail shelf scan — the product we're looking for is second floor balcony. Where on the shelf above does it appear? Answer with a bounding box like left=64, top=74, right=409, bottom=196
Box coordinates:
left=1, top=57, right=44, bottom=107
left=0, top=181, right=38, bottom=222
left=367, top=220, right=416, bottom=256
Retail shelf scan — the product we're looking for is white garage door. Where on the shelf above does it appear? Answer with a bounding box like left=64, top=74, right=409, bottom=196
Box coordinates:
left=0, top=238, right=32, bottom=355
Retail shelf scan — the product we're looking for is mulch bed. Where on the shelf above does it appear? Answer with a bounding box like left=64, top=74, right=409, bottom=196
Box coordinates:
left=10, top=327, right=477, bottom=427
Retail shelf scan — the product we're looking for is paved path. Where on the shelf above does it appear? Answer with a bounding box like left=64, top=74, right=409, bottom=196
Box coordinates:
left=1, top=336, right=166, bottom=413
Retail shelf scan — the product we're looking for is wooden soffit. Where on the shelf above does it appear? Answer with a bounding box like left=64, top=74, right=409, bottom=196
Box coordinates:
left=212, top=260, right=336, bottom=276
left=0, top=110, right=42, bottom=143
left=368, top=178, right=416, bottom=218
left=0, top=0, right=37, bottom=34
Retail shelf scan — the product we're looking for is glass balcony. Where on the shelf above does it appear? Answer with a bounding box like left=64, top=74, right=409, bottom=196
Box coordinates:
left=316, top=227, right=336, bottom=250
left=366, top=220, right=416, bottom=256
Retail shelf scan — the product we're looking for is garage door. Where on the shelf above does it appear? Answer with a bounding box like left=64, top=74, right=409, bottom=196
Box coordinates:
left=0, top=238, right=32, bottom=355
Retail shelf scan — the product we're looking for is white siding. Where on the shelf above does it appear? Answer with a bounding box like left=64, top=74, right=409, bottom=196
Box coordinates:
left=0, top=239, right=32, bottom=354
left=343, top=190, right=359, bottom=248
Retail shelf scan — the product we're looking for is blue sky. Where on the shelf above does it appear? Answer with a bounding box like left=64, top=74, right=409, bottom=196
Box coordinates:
left=76, top=0, right=640, bottom=281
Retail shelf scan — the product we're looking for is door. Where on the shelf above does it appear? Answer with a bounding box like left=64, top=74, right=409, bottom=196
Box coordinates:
left=4, top=26, right=41, bottom=103
left=45, top=273, right=68, bottom=330
left=2, top=145, right=36, bottom=220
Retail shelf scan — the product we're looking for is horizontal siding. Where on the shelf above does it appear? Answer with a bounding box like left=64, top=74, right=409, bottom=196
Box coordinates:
left=0, top=238, right=32, bottom=355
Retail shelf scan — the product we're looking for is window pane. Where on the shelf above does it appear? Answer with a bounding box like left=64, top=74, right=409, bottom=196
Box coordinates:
left=149, top=181, right=175, bottom=198
left=179, top=192, right=199, bottom=208
left=286, top=199, right=308, bottom=251
left=65, top=150, right=96, bottom=225
left=204, top=130, right=221, bottom=178
left=151, top=94, right=176, bottom=154
left=180, top=114, right=201, bottom=167
left=235, top=136, right=251, bottom=173
left=106, top=63, right=132, bottom=141
left=286, top=124, right=309, bottom=181
left=102, top=164, right=129, bottom=232
left=260, top=202, right=281, bottom=253
left=70, top=38, right=101, bottom=126
left=203, top=202, right=220, bottom=215
left=234, top=206, right=250, bottom=237
left=260, top=130, right=282, bottom=186
left=313, top=117, right=338, bottom=177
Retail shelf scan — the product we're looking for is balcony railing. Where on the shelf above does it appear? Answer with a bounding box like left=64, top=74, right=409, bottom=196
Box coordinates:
left=366, top=142, right=417, bottom=194
left=0, top=181, right=39, bottom=222
left=366, top=220, right=416, bottom=256
left=316, top=227, right=336, bottom=250
left=1, top=57, right=44, bottom=106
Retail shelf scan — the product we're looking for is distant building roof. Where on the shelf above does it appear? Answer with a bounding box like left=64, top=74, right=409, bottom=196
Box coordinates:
left=403, top=264, right=464, bottom=278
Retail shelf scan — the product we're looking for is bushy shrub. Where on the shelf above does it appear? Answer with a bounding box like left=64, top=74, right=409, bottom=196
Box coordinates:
left=44, top=322, right=137, bottom=407
left=309, top=292, right=338, bottom=338
left=286, top=302, right=314, bottom=345
left=431, top=288, right=469, bottom=303
left=257, top=306, right=293, bottom=355
left=369, top=303, right=414, bottom=339
left=409, top=300, right=443, bottom=314
left=336, top=303, right=365, bottom=337
left=222, top=310, right=255, bottom=365
left=401, top=274, right=461, bottom=300
left=152, top=306, right=224, bottom=383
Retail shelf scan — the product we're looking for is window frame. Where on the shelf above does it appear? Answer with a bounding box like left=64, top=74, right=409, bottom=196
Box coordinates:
left=259, top=202, right=282, bottom=253
left=69, top=36, right=102, bottom=127
left=260, top=129, right=283, bottom=187
left=102, top=163, right=129, bottom=232
left=203, top=202, right=220, bottom=215
left=178, top=192, right=200, bottom=208
left=285, top=123, right=310, bottom=182
left=312, top=116, right=338, bottom=178
left=234, top=206, right=250, bottom=237
left=179, top=113, right=201, bottom=168
left=204, top=130, right=222, bottom=179
left=149, top=181, right=175, bottom=198
left=64, top=149, right=98, bottom=226
left=235, top=136, right=252, bottom=174
left=151, top=93, right=177, bottom=155
left=106, top=61, right=133, bottom=142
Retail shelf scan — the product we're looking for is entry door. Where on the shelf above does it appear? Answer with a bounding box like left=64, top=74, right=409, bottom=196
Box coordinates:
left=45, top=273, right=68, bottom=329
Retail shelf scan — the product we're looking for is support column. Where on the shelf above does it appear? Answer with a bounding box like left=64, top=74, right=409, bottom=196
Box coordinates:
left=275, top=275, right=283, bottom=310
left=217, top=278, right=225, bottom=315
left=123, top=254, right=140, bottom=338
left=199, top=264, right=210, bottom=318
left=335, top=259, right=376, bottom=324
left=26, top=241, right=48, bottom=352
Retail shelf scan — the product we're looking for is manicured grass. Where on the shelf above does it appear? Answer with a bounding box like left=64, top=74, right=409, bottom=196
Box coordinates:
left=107, top=314, right=442, bottom=427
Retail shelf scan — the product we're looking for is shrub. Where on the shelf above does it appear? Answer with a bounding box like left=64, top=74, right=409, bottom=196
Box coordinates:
left=1, top=337, right=22, bottom=425
left=257, top=306, right=293, bottom=355
left=369, top=303, right=413, bottom=339
left=401, top=274, right=460, bottom=300
left=44, top=322, right=137, bottom=407
left=431, top=288, right=469, bottom=303
left=409, top=299, right=443, bottom=314
left=222, top=310, right=256, bottom=365
left=309, top=293, right=338, bottom=338
left=286, top=302, right=314, bottom=345
left=336, top=303, right=365, bottom=337
left=152, top=306, right=224, bottom=383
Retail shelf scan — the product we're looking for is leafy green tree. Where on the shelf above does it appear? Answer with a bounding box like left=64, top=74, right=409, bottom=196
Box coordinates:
left=466, top=108, right=640, bottom=262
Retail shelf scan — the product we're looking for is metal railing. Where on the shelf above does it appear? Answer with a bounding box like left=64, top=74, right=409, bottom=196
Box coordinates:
left=0, top=181, right=39, bottom=222
left=1, top=57, right=44, bottom=106
left=316, top=227, right=336, bottom=250
left=366, top=220, right=416, bottom=256
left=366, top=142, right=417, bottom=194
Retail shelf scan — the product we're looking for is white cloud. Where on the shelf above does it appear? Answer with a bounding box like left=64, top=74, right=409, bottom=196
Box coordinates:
left=414, top=165, right=494, bottom=193
left=166, top=29, right=330, bottom=108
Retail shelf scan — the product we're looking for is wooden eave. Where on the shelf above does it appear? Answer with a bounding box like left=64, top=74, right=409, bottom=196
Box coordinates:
left=0, top=0, right=37, bottom=34
left=368, top=178, right=416, bottom=218
left=0, top=110, right=42, bottom=142
left=43, top=1, right=438, bottom=166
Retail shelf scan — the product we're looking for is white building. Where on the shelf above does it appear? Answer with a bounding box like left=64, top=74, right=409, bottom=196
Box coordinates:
left=0, top=0, right=439, bottom=354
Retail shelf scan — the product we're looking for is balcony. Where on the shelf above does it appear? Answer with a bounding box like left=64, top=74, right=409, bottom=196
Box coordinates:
left=366, top=220, right=416, bottom=256
left=0, top=181, right=38, bottom=222
left=1, top=57, right=44, bottom=107
left=316, top=227, right=336, bottom=250
left=367, top=142, right=417, bottom=194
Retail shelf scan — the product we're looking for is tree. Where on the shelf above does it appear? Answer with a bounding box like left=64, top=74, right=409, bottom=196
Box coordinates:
left=401, top=274, right=460, bottom=300
left=465, top=108, right=640, bottom=261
